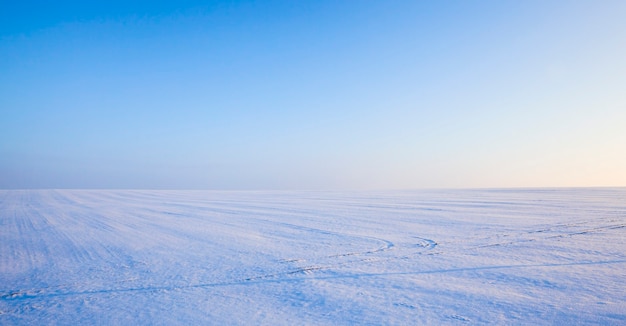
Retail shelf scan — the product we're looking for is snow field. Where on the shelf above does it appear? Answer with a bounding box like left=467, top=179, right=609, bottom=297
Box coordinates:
left=1, top=188, right=625, bottom=324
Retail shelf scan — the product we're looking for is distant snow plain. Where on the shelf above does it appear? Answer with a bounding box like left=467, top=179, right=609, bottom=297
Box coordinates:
left=1, top=188, right=625, bottom=325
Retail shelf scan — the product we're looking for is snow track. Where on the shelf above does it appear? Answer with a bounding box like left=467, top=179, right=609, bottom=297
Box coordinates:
left=1, top=188, right=625, bottom=325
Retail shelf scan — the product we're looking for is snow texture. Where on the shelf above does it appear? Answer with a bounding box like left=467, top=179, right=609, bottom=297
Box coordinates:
left=1, top=188, right=625, bottom=325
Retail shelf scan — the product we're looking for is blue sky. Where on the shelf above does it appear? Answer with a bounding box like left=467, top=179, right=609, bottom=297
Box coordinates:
left=1, top=0, right=625, bottom=189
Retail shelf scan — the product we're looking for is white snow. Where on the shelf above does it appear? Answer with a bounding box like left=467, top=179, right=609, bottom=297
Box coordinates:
left=1, top=188, right=625, bottom=324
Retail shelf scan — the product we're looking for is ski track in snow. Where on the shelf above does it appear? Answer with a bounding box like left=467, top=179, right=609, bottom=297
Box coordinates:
left=1, top=188, right=625, bottom=324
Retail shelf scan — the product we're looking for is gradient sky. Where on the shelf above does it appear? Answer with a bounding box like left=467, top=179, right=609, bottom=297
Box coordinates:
left=1, top=0, right=625, bottom=190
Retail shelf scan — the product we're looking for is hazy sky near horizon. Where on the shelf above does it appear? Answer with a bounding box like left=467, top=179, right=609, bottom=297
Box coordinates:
left=1, top=1, right=625, bottom=190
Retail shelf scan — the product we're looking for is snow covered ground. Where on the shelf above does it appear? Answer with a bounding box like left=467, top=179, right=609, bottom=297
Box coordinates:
left=1, top=188, right=625, bottom=325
